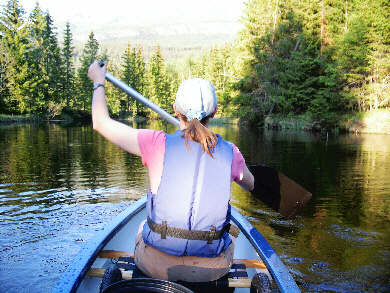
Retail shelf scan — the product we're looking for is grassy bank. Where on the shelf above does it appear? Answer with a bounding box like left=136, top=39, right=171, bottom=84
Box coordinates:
left=0, top=114, right=40, bottom=123
left=339, top=109, right=390, bottom=134
left=264, top=114, right=321, bottom=131
left=264, top=110, right=390, bottom=134
left=209, top=117, right=240, bottom=125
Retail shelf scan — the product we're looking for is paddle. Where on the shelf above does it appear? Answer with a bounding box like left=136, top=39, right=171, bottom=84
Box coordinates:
left=98, top=61, right=311, bottom=219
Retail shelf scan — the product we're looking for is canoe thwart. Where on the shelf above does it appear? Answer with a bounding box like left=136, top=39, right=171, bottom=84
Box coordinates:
left=99, top=250, right=266, bottom=269
left=87, top=268, right=133, bottom=280
left=99, top=250, right=132, bottom=259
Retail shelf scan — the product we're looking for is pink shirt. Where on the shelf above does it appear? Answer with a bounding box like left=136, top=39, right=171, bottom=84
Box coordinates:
left=138, top=130, right=246, bottom=194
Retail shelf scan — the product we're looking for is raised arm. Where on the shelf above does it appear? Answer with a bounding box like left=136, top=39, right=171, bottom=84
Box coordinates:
left=88, top=60, right=141, bottom=156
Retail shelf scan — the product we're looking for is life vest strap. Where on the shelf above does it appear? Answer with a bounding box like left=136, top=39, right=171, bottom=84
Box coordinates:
left=147, top=217, right=240, bottom=243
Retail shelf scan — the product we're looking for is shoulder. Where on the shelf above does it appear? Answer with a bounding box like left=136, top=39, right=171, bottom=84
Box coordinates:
left=216, top=135, right=236, bottom=153
left=138, top=130, right=166, bottom=166
left=138, top=129, right=166, bottom=146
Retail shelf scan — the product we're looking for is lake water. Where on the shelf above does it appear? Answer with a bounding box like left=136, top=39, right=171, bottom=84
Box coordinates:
left=0, top=122, right=389, bottom=292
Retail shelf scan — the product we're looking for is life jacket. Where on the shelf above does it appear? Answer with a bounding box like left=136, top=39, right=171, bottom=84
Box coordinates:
left=142, top=130, right=233, bottom=257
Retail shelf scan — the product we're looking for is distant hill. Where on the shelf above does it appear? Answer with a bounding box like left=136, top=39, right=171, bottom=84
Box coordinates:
left=62, top=20, right=242, bottom=62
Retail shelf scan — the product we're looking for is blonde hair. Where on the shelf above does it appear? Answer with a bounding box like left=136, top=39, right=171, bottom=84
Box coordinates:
left=179, top=113, right=218, bottom=158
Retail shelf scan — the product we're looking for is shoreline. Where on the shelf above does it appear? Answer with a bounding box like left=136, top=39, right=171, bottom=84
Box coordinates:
left=264, top=109, right=390, bottom=135
left=1, top=110, right=390, bottom=135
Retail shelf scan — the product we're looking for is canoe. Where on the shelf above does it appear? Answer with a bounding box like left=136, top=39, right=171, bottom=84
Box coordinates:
left=52, top=196, right=300, bottom=293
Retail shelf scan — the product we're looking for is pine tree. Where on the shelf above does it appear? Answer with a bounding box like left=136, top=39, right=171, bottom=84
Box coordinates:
left=121, top=44, right=136, bottom=114
left=104, top=61, right=121, bottom=116
left=76, top=31, right=99, bottom=111
left=27, top=3, right=47, bottom=113
left=0, top=0, right=30, bottom=113
left=0, top=39, right=11, bottom=112
left=147, top=45, right=171, bottom=118
left=355, top=0, right=390, bottom=110
left=27, top=6, right=64, bottom=116
left=133, top=46, right=147, bottom=117
left=62, top=22, right=75, bottom=108
left=43, top=12, right=64, bottom=115
left=234, top=0, right=345, bottom=124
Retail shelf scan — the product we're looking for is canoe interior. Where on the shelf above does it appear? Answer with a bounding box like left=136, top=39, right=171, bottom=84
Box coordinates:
left=76, top=203, right=266, bottom=293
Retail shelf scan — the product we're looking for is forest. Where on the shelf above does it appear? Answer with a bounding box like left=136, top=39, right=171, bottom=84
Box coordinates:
left=0, top=0, right=389, bottom=128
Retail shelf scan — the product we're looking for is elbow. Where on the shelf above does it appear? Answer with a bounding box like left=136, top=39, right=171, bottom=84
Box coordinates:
left=248, top=173, right=254, bottom=191
left=93, top=115, right=111, bottom=133
left=239, top=169, right=254, bottom=191
left=92, top=117, right=99, bottom=131
left=92, top=116, right=103, bottom=132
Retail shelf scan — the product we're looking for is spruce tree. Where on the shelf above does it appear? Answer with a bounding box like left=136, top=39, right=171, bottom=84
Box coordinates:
left=0, top=0, right=30, bottom=113
left=43, top=12, right=64, bottom=116
left=121, top=44, right=136, bottom=114
left=27, top=7, right=64, bottom=116
left=76, top=31, right=99, bottom=111
left=235, top=0, right=345, bottom=124
left=147, top=45, right=171, bottom=118
left=0, top=39, right=10, bottom=113
left=62, top=22, right=75, bottom=108
left=104, top=61, right=121, bottom=116
left=27, top=3, right=47, bottom=113
left=133, top=46, right=147, bottom=117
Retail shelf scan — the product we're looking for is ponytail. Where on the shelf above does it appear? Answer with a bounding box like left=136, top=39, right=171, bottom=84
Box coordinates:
left=179, top=114, right=218, bottom=158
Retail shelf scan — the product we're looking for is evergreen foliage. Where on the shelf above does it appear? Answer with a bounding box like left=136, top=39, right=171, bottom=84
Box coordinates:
left=231, top=0, right=389, bottom=126
left=76, top=31, right=99, bottom=111
left=62, top=22, right=75, bottom=108
left=120, top=44, right=147, bottom=117
left=147, top=45, right=172, bottom=118
left=27, top=7, right=63, bottom=116
left=104, top=61, right=121, bottom=117
left=0, top=39, right=10, bottom=111
left=0, top=0, right=29, bottom=113
left=0, top=0, right=388, bottom=126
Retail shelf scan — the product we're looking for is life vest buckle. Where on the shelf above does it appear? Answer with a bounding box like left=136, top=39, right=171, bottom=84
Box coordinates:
left=207, top=226, right=216, bottom=244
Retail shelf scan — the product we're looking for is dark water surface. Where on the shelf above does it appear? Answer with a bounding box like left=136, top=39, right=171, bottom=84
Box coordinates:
left=0, top=122, right=389, bottom=292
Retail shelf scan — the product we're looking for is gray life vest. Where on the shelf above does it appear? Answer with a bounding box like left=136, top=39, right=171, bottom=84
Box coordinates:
left=142, top=130, right=233, bottom=257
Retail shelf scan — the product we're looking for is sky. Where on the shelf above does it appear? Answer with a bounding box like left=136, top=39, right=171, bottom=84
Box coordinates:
left=16, top=0, right=247, bottom=42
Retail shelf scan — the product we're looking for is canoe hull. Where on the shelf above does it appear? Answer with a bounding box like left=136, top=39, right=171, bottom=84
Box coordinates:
left=53, top=196, right=299, bottom=293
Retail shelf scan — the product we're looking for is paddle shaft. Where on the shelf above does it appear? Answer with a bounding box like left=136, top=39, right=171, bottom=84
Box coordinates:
left=99, top=62, right=180, bottom=127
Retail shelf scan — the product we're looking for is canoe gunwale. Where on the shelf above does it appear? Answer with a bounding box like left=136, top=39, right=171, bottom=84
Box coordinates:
left=52, top=197, right=146, bottom=293
left=230, top=207, right=300, bottom=293
left=53, top=196, right=300, bottom=293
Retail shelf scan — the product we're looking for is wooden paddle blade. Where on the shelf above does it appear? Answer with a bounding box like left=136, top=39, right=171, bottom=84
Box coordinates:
left=248, top=165, right=312, bottom=219
left=248, top=165, right=281, bottom=211
left=278, top=171, right=312, bottom=219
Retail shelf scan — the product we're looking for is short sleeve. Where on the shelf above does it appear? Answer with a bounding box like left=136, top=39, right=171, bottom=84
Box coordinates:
left=137, top=130, right=165, bottom=166
left=231, top=144, right=245, bottom=183
left=137, top=130, right=166, bottom=194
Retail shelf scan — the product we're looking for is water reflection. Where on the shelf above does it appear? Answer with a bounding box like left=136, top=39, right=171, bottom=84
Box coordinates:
left=228, top=128, right=390, bottom=292
left=0, top=123, right=389, bottom=292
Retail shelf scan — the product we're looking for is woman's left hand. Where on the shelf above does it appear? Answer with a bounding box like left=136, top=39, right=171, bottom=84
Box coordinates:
left=88, top=60, right=106, bottom=84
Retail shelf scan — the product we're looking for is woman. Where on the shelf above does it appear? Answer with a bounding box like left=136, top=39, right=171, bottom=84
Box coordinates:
left=88, top=60, right=254, bottom=282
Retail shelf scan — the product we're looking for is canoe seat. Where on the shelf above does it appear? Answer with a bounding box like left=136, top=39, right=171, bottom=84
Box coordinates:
left=87, top=250, right=270, bottom=290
